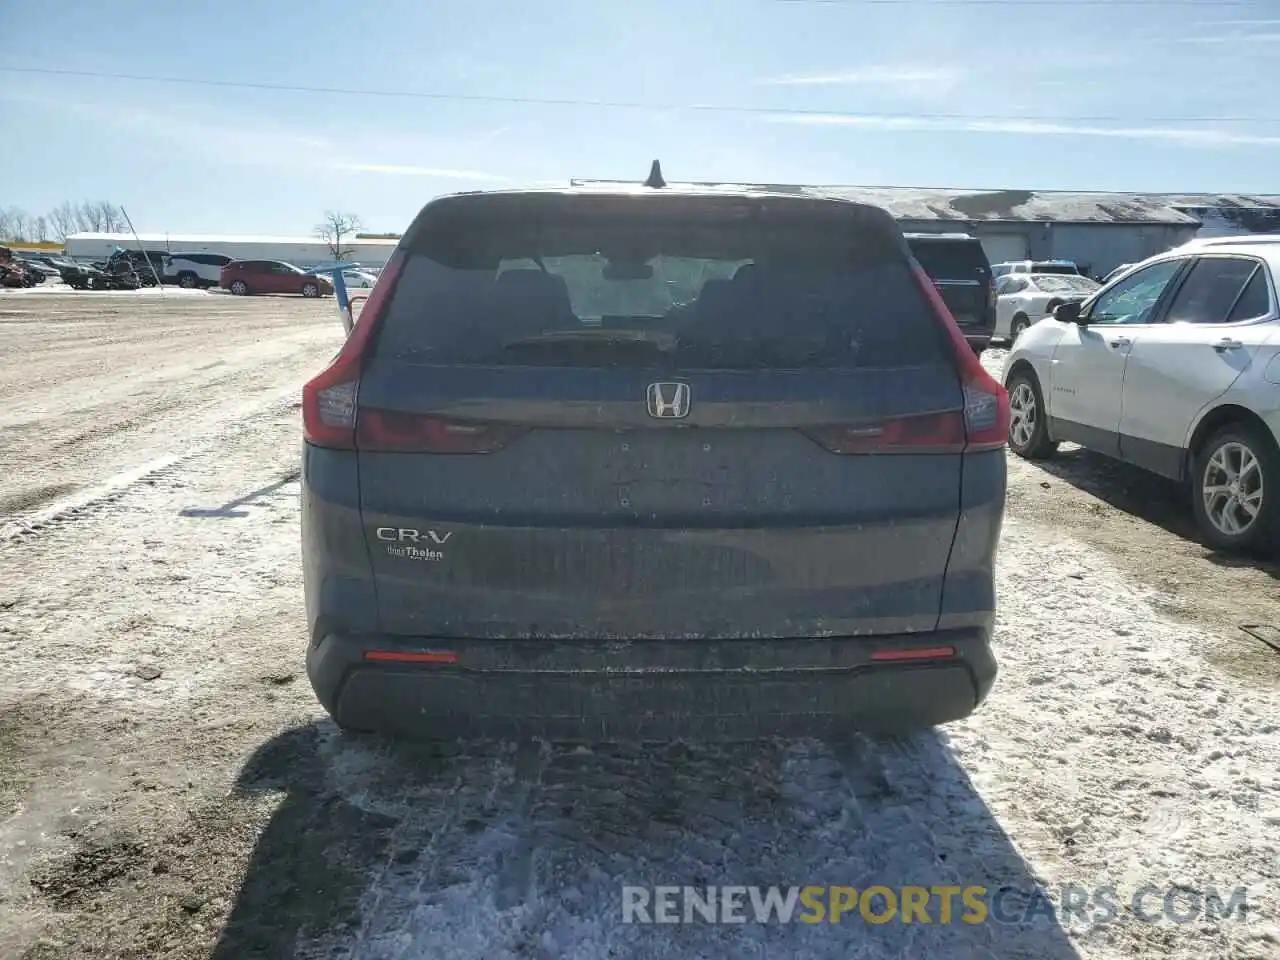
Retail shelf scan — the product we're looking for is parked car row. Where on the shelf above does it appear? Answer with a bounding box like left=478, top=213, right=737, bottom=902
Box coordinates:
left=0, top=248, right=74, bottom=287
left=160, top=253, right=367, bottom=293
left=4, top=247, right=356, bottom=298
left=900, top=237, right=1100, bottom=352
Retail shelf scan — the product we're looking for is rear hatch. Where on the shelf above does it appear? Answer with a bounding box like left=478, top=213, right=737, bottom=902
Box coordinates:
left=907, top=236, right=994, bottom=339
left=311, top=192, right=1004, bottom=641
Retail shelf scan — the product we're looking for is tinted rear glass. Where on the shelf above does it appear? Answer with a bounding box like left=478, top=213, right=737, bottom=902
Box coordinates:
left=1033, top=262, right=1079, bottom=275
left=376, top=195, right=948, bottom=369
left=907, top=238, right=990, bottom=281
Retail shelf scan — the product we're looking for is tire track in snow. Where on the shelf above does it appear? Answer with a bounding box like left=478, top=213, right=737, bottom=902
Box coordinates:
left=0, top=387, right=301, bottom=544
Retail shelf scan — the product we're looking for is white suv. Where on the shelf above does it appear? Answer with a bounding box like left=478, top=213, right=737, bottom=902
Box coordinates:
left=163, top=253, right=232, bottom=289
left=1002, top=236, right=1280, bottom=554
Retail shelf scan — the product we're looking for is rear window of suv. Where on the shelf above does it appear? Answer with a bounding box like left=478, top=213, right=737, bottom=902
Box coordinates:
left=374, top=194, right=949, bottom=370
left=906, top=238, right=991, bottom=282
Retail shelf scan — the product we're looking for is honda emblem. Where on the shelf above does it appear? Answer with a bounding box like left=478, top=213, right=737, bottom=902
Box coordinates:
left=646, top=382, right=691, bottom=419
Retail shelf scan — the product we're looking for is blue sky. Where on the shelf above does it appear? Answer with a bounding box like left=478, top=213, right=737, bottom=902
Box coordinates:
left=3, top=0, right=1280, bottom=235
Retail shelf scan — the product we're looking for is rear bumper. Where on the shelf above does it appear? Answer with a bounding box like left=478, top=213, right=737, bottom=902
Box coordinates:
left=963, top=331, right=993, bottom=353
left=306, top=628, right=997, bottom=741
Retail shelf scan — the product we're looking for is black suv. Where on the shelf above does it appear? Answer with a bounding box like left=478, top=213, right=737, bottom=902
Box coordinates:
left=301, top=185, right=1009, bottom=741
left=906, top=233, right=996, bottom=353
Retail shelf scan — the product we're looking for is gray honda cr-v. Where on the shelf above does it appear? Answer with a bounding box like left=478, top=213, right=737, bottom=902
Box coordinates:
left=301, top=180, right=1008, bottom=740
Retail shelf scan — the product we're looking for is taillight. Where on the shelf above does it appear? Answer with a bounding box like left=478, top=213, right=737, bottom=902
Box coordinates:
left=355, top=409, right=524, bottom=454
left=912, top=261, right=1010, bottom=452
left=301, top=250, right=406, bottom=450
left=801, top=411, right=966, bottom=454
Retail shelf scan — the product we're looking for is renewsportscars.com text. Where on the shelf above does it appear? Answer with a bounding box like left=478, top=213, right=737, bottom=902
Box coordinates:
left=621, top=884, right=1250, bottom=926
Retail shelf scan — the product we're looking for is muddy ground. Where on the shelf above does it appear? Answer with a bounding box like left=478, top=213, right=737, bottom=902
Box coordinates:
left=0, top=297, right=1276, bottom=960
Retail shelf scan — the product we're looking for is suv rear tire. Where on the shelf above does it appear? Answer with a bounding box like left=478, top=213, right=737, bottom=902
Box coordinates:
left=177, top=272, right=198, bottom=289
left=1191, top=422, right=1278, bottom=555
left=1006, top=367, right=1057, bottom=459
left=229, top=280, right=249, bottom=296
left=302, top=282, right=320, bottom=298
left=1009, top=313, right=1030, bottom=342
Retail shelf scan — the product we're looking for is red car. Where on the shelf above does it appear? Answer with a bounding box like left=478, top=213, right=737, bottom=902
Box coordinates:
left=220, top=259, right=334, bottom=297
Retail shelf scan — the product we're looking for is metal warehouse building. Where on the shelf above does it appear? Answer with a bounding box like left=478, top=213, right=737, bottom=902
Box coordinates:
left=571, top=179, right=1280, bottom=279
left=806, top=187, right=1205, bottom=278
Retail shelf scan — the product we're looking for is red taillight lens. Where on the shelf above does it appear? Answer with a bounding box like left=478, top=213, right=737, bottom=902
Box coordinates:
left=801, top=411, right=966, bottom=454
left=911, top=261, right=1010, bottom=452
left=301, top=250, right=406, bottom=450
left=364, top=649, right=458, bottom=664
left=870, top=645, right=956, bottom=662
left=356, top=409, right=524, bottom=454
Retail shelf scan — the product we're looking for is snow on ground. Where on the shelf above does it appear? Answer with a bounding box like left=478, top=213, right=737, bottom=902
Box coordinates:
left=0, top=283, right=213, bottom=296
left=0, top=302, right=1276, bottom=959
left=281, top=516, right=1278, bottom=960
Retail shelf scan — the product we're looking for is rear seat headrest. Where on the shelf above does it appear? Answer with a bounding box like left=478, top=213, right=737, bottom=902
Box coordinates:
left=493, top=268, right=571, bottom=300
left=489, top=268, right=575, bottom=335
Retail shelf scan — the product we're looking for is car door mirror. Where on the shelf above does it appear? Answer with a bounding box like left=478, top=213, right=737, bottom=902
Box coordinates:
left=1054, top=301, right=1083, bottom=324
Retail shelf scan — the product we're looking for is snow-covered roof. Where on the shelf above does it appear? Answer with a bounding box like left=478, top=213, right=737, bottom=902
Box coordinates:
left=64, top=232, right=399, bottom=245
left=568, top=181, right=1280, bottom=226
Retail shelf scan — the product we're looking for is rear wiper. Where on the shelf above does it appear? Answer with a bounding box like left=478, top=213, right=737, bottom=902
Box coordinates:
left=501, top=329, right=676, bottom=350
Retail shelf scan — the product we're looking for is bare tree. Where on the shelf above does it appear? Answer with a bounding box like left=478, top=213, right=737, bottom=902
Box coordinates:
left=317, top=210, right=362, bottom=260
left=98, top=201, right=125, bottom=233
left=78, top=200, right=125, bottom=233
left=49, top=202, right=79, bottom=241
left=1, top=207, right=32, bottom=242
left=79, top=201, right=107, bottom=232
left=3, top=199, right=127, bottom=242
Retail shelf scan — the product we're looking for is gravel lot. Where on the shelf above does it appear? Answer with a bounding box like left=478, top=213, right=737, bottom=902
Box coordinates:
left=0, top=295, right=1277, bottom=959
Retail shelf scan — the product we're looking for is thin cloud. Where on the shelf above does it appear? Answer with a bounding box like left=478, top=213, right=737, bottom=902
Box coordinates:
left=760, top=66, right=964, bottom=87
left=765, top=112, right=1280, bottom=148
left=335, top=163, right=508, bottom=180
left=3, top=87, right=514, bottom=179
left=1174, top=32, right=1280, bottom=43
left=2, top=89, right=336, bottom=164
left=1192, top=19, right=1280, bottom=26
